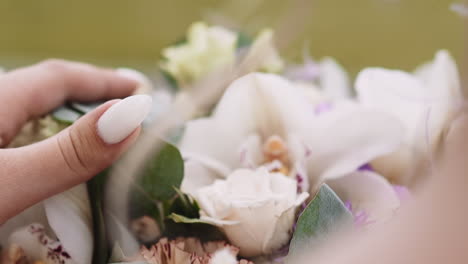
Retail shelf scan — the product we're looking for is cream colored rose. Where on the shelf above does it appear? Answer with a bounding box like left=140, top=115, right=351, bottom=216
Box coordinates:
left=161, top=22, right=237, bottom=87
left=195, top=168, right=309, bottom=257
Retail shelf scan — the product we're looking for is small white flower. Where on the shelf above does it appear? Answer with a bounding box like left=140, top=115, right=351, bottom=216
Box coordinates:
left=161, top=22, right=237, bottom=87
left=210, top=248, right=238, bottom=264
left=196, top=168, right=309, bottom=257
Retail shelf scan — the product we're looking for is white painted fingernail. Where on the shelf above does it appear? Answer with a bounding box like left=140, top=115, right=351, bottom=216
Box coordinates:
left=97, top=95, right=152, bottom=144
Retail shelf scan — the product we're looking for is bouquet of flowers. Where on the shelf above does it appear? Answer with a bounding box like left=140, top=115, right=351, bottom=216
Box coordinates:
left=0, top=21, right=462, bottom=264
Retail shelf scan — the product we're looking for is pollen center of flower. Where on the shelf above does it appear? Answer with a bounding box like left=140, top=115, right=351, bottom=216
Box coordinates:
left=263, top=135, right=290, bottom=174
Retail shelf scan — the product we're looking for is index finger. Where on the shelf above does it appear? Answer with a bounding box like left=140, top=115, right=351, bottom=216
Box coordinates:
left=0, top=59, right=138, bottom=146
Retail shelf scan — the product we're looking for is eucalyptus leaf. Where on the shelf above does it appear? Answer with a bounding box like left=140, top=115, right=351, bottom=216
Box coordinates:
left=52, top=106, right=82, bottom=124
left=138, top=142, right=184, bottom=201
left=288, top=184, right=353, bottom=256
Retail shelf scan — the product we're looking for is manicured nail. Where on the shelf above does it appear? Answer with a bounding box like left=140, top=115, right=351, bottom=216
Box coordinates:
left=97, top=95, right=152, bottom=144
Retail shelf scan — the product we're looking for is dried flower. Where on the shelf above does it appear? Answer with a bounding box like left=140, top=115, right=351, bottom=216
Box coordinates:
left=139, top=237, right=251, bottom=264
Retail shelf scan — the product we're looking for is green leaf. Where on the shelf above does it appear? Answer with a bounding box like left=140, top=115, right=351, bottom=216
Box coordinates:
left=52, top=106, right=82, bottom=124
left=168, top=188, right=200, bottom=218
left=87, top=170, right=110, bottom=264
left=138, top=142, right=184, bottom=201
left=236, top=32, right=253, bottom=49
left=160, top=69, right=179, bottom=91
left=70, top=101, right=103, bottom=114
left=288, top=184, right=353, bottom=256
left=168, top=213, right=208, bottom=224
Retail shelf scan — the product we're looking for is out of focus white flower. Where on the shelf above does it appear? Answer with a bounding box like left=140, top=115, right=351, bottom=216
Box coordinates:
left=161, top=22, right=237, bottom=87
left=196, top=168, right=309, bottom=257
left=356, top=50, right=462, bottom=186
left=248, top=29, right=284, bottom=73
left=161, top=22, right=284, bottom=88
left=450, top=2, right=468, bottom=18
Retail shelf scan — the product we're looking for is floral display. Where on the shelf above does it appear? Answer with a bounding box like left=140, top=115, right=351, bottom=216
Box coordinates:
left=0, top=20, right=462, bottom=264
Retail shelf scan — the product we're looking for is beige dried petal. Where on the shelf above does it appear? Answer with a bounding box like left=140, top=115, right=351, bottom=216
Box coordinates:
left=140, top=238, right=250, bottom=264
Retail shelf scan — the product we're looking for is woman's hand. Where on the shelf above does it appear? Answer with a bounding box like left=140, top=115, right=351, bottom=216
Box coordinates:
left=0, top=59, right=144, bottom=223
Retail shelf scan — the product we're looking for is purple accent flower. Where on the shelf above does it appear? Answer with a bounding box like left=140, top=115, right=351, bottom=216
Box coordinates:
left=344, top=200, right=352, bottom=211
left=344, top=200, right=374, bottom=228
left=285, top=59, right=321, bottom=82
left=358, top=163, right=374, bottom=172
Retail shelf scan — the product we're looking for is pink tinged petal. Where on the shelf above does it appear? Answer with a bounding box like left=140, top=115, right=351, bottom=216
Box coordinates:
left=306, top=102, right=405, bottom=182
left=285, top=54, right=321, bottom=82
left=327, top=171, right=400, bottom=222
left=43, top=184, right=93, bottom=264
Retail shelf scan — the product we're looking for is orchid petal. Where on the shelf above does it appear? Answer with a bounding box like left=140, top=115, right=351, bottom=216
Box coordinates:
left=417, top=50, right=461, bottom=101
left=214, top=73, right=316, bottom=142
left=327, top=171, right=400, bottom=222
left=43, top=184, right=93, bottom=264
left=8, top=224, right=75, bottom=264
left=319, top=57, right=351, bottom=100
left=306, top=103, right=404, bottom=182
left=180, top=118, right=241, bottom=169
left=0, top=203, right=50, bottom=246
left=356, top=67, right=428, bottom=138
left=181, top=160, right=224, bottom=196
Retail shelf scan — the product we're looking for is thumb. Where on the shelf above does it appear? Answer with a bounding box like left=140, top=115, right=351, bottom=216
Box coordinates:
left=0, top=95, right=152, bottom=223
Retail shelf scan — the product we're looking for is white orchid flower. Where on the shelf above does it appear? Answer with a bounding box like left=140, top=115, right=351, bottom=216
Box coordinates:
left=0, top=185, right=93, bottom=264
left=179, top=73, right=404, bottom=255
left=355, top=50, right=462, bottom=186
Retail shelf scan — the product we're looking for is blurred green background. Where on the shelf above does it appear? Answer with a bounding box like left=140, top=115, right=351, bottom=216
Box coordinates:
left=0, top=0, right=464, bottom=76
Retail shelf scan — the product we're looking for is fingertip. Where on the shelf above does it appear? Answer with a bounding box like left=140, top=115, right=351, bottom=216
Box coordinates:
left=96, top=95, right=152, bottom=145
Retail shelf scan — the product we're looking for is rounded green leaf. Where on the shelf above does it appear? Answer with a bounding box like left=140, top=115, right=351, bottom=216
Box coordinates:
left=289, top=184, right=353, bottom=256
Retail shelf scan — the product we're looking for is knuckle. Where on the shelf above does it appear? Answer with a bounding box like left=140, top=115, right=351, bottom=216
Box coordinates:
left=38, top=59, right=70, bottom=75
left=57, top=129, right=92, bottom=178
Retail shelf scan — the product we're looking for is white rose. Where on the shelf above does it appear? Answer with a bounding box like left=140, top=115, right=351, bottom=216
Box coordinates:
left=161, top=22, right=237, bottom=87
left=195, top=167, right=309, bottom=257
